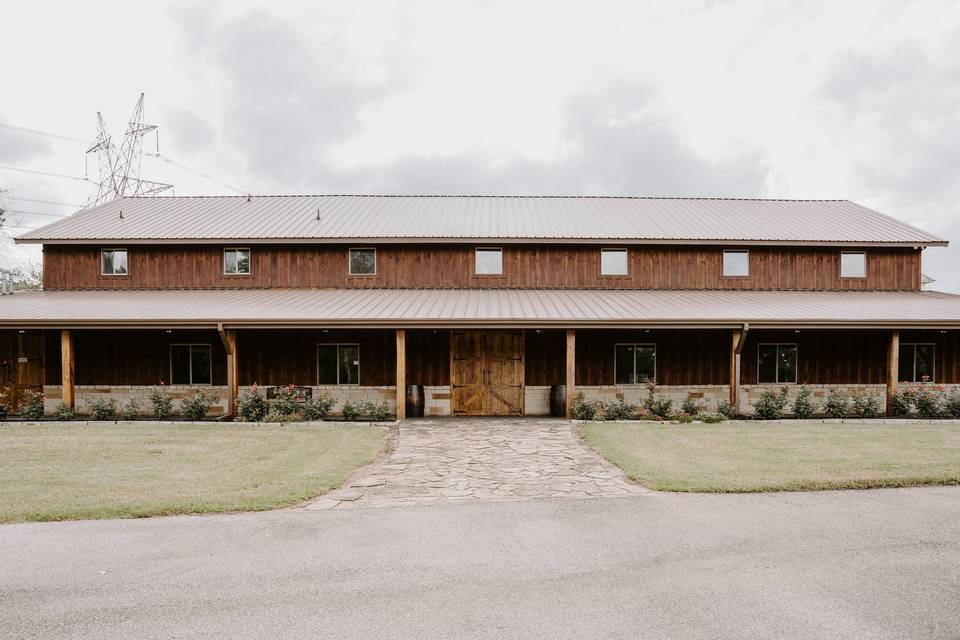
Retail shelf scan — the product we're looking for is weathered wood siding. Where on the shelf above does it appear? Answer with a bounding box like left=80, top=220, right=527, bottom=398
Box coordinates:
left=739, top=330, right=889, bottom=385
left=42, top=244, right=923, bottom=291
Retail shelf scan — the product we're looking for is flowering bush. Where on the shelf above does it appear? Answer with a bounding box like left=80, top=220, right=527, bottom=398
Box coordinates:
left=91, top=398, right=118, bottom=421
left=791, top=387, right=815, bottom=420
left=946, top=390, right=960, bottom=418
left=700, top=412, right=726, bottom=424
left=753, top=387, right=788, bottom=420
left=120, top=398, right=140, bottom=420
left=911, top=381, right=944, bottom=418
left=341, top=401, right=361, bottom=421
left=852, top=394, right=881, bottom=419
left=53, top=403, right=75, bottom=421
left=150, top=385, right=174, bottom=420
left=604, top=398, right=637, bottom=421
left=303, top=393, right=335, bottom=420
left=182, top=389, right=218, bottom=421
left=19, top=389, right=45, bottom=420
left=716, top=400, right=737, bottom=420
left=643, top=382, right=673, bottom=419
left=269, top=385, right=301, bottom=416
left=237, top=384, right=268, bottom=422
left=823, top=389, right=849, bottom=418
left=889, top=390, right=913, bottom=416
left=680, top=396, right=703, bottom=416
left=0, top=392, right=8, bottom=420
left=573, top=394, right=602, bottom=420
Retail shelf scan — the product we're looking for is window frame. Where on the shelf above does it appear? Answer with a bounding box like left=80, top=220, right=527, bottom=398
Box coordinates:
left=600, top=248, right=629, bottom=277
left=613, top=343, right=657, bottom=385
left=474, top=247, right=503, bottom=276
left=169, top=343, right=213, bottom=386
left=722, top=249, right=750, bottom=278
left=840, top=251, right=867, bottom=279
left=348, top=248, right=377, bottom=276
left=316, top=343, right=361, bottom=385
left=899, top=342, right=936, bottom=383
left=223, top=247, right=251, bottom=276
left=100, top=248, right=129, bottom=276
left=756, top=343, right=798, bottom=384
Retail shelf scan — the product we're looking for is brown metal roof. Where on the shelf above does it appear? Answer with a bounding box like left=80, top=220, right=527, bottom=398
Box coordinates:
left=15, top=195, right=946, bottom=247
left=2, top=288, right=959, bottom=329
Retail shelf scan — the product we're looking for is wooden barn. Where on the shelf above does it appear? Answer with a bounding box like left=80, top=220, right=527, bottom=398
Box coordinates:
left=2, top=194, right=959, bottom=419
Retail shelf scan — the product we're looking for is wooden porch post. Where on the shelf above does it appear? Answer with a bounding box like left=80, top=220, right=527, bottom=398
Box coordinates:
left=887, top=330, right=900, bottom=415
left=218, top=325, right=238, bottom=418
left=61, top=330, right=74, bottom=409
left=565, top=329, right=575, bottom=419
left=396, top=329, right=406, bottom=421
left=730, top=324, right=748, bottom=414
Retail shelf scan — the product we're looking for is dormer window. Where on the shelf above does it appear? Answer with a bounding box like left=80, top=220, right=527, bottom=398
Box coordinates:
left=600, top=248, right=628, bottom=276
left=840, top=251, right=866, bottom=278
left=224, top=248, right=251, bottom=275
left=349, top=248, right=376, bottom=275
left=101, top=249, right=128, bottom=276
left=723, top=250, right=749, bottom=277
left=475, top=248, right=503, bottom=275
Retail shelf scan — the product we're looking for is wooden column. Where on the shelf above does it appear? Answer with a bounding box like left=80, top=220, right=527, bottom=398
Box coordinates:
left=218, top=325, right=238, bottom=418
left=730, top=325, right=748, bottom=414
left=396, top=329, right=406, bottom=421
left=61, top=330, right=75, bottom=409
left=565, top=329, right=575, bottom=419
left=887, top=330, right=900, bottom=415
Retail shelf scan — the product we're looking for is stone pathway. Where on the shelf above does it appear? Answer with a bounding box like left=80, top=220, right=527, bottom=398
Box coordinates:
left=304, top=418, right=646, bottom=510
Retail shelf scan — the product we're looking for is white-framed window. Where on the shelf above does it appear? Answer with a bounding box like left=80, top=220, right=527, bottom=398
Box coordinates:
left=757, top=343, right=797, bottom=384
left=600, top=248, right=628, bottom=276
left=840, top=251, right=866, bottom=278
left=614, top=344, right=656, bottom=384
left=223, top=248, right=251, bottom=275
left=723, top=250, right=749, bottom=277
left=317, top=344, right=360, bottom=385
left=349, top=248, right=376, bottom=275
left=899, top=343, right=935, bottom=382
left=101, top=248, right=128, bottom=276
left=170, top=344, right=212, bottom=385
left=475, top=247, right=503, bottom=275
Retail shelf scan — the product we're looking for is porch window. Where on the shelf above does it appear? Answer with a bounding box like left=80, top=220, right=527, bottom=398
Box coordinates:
left=757, top=344, right=797, bottom=384
left=170, top=344, right=212, bottom=385
left=349, top=248, right=376, bottom=275
left=101, top=249, right=128, bottom=275
left=600, top=249, right=628, bottom=276
left=223, top=248, right=251, bottom=275
left=317, top=344, right=360, bottom=385
left=841, top=251, right=866, bottom=278
left=723, top=250, right=749, bottom=277
left=899, top=343, right=935, bottom=382
left=475, top=248, right=503, bottom=275
left=614, top=344, right=656, bottom=384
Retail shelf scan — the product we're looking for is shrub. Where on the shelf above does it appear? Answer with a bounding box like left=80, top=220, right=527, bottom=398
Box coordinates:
left=643, top=382, right=674, bottom=419
left=680, top=396, right=703, bottom=416
left=889, top=390, right=913, bottom=417
left=753, top=388, right=788, bottom=420
left=0, top=392, right=8, bottom=420
left=269, top=385, right=300, bottom=416
left=341, top=401, right=360, bottom=421
left=912, top=383, right=944, bottom=418
left=669, top=412, right=695, bottom=423
left=573, top=394, right=600, bottom=420
left=358, top=400, right=395, bottom=421
left=150, top=386, right=175, bottom=420
left=700, top=412, right=726, bottom=424
left=91, top=398, right=118, bottom=421
left=823, top=389, right=849, bottom=418
left=19, top=389, right=44, bottom=420
left=53, top=403, right=75, bottom=421
left=120, top=398, right=140, bottom=420
left=716, top=400, right=737, bottom=420
left=946, top=390, right=960, bottom=418
left=303, top=393, right=335, bottom=421
left=791, top=387, right=815, bottom=420
left=237, top=387, right=268, bottom=422
left=264, top=409, right=304, bottom=423
left=604, top=398, right=637, bottom=421
left=852, top=394, right=881, bottom=419
left=181, top=389, right=218, bottom=421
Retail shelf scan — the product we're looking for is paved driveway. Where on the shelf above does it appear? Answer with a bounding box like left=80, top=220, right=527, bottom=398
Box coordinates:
left=3, top=487, right=960, bottom=639
left=307, top=418, right=645, bottom=509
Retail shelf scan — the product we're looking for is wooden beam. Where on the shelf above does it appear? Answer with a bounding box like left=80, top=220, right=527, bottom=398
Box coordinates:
left=887, top=329, right=900, bottom=415
left=730, top=324, right=748, bottom=413
left=225, top=330, right=237, bottom=418
left=565, top=329, right=575, bottom=419
left=61, top=330, right=74, bottom=409
left=396, top=329, right=406, bottom=421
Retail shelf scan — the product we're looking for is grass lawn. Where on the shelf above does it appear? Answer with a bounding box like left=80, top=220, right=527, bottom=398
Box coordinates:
left=0, top=422, right=388, bottom=523
left=580, top=421, right=960, bottom=492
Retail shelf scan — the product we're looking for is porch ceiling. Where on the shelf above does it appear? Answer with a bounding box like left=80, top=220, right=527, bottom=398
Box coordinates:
left=2, top=288, right=960, bottom=330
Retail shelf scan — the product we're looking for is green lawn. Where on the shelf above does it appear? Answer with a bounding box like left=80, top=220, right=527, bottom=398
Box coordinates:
left=0, top=422, right=388, bottom=523
left=580, top=421, right=960, bottom=492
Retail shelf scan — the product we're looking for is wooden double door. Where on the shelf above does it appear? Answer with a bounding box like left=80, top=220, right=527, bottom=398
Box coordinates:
left=451, top=330, right=524, bottom=416
left=0, top=331, right=44, bottom=413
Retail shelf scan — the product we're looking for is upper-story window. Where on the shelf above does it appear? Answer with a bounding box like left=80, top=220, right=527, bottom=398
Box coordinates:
left=757, top=343, right=797, bottom=384
left=841, top=251, right=866, bottom=278
left=600, top=248, right=628, bottom=276
left=723, top=250, right=749, bottom=277
left=349, top=248, right=376, bottom=275
left=223, top=248, right=251, bottom=275
left=475, top=248, right=502, bottom=275
left=101, top=248, right=128, bottom=276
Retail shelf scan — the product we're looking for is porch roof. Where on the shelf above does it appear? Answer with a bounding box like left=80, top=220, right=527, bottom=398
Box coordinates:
left=2, top=288, right=960, bottom=329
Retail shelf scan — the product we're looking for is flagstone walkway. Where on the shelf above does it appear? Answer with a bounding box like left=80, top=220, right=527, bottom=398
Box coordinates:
left=304, top=418, right=647, bottom=509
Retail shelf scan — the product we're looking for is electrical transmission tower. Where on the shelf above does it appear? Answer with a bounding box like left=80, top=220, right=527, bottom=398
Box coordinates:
left=85, top=93, right=173, bottom=208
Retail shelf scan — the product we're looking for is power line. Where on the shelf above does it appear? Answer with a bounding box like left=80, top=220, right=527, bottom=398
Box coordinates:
left=0, top=123, right=88, bottom=144
left=0, top=165, right=91, bottom=182
left=6, top=208, right=71, bottom=218
left=5, top=196, right=82, bottom=208
left=151, top=153, right=246, bottom=194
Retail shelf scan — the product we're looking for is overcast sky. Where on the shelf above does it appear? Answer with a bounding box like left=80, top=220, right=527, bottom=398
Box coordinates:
left=1, top=0, right=958, bottom=289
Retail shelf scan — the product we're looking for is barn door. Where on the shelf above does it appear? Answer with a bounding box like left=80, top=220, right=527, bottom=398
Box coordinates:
left=0, top=331, right=44, bottom=413
left=451, top=330, right=524, bottom=416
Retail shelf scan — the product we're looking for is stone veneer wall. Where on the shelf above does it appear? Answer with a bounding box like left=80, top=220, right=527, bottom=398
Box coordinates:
left=525, top=385, right=552, bottom=416
left=423, top=386, right=451, bottom=416
left=239, top=385, right=396, bottom=416
left=576, top=385, right=729, bottom=413
left=738, top=384, right=886, bottom=416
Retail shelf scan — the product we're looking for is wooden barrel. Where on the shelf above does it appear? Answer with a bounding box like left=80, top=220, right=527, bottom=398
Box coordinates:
left=549, top=384, right=566, bottom=417
left=405, top=384, right=425, bottom=418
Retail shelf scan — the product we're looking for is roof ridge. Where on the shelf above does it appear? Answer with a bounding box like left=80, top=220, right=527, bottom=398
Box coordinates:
left=126, top=194, right=850, bottom=202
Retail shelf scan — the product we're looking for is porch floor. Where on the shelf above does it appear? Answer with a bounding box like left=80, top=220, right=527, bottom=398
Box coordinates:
left=304, top=419, right=647, bottom=509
